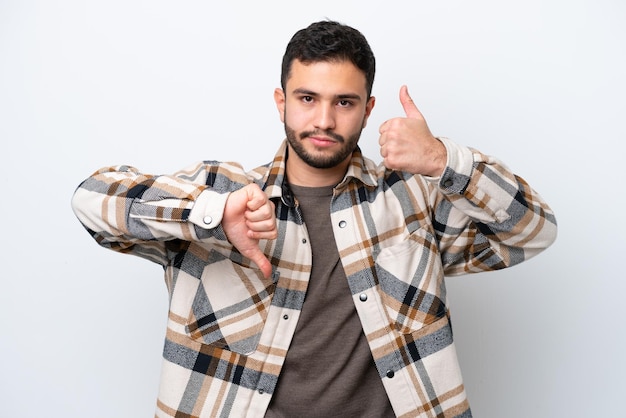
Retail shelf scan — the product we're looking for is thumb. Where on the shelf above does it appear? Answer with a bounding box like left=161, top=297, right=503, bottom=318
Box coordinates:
left=247, top=248, right=272, bottom=278
left=399, top=85, right=422, bottom=119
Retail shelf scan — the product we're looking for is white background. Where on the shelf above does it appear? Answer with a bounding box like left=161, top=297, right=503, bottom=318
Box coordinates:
left=1, top=1, right=624, bottom=417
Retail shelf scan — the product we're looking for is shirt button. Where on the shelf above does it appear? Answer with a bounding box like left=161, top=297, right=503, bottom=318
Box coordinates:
left=339, top=220, right=347, bottom=228
left=386, top=370, right=395, bottom=378
left=283, top=314, right=289, bottom=320
left=359, top=293, right=367, bottom=302
left=302, top=238, right=307, bottom=244
left=442, top=179, right=454, bottom=188
left=203, top=216, right=213, bottom=225
left=258, top=389, right=265, bottom=394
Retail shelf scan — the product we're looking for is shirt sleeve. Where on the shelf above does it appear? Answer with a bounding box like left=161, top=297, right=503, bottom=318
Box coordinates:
left=71, top=163, right=233, bottom=266
left=424, top=137, right=558, bottom=275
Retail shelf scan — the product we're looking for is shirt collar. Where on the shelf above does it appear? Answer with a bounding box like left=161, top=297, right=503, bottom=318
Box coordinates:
left=262, top=140, right=378, bottom=204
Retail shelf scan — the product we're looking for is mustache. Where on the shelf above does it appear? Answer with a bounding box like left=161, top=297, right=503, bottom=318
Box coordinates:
left=299, top=130, right=345, bottom=143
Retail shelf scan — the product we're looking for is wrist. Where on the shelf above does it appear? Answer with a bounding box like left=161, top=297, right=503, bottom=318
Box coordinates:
left=425, top=137, right=447, bottom=177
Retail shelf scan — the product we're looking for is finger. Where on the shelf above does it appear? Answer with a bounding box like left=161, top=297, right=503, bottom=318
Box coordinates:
left=244, top=184, right=267, bottom=211
left=399, top=85, right=423, bottom=120
left=379, top=119, right=389, bottom=135
left=245, top=203, right=273, bottom=222
left=248, top=228, right=278, bottom=241
left=246, top=216, right=277, bottom=234
left=378, top=132, right=386, bottom=146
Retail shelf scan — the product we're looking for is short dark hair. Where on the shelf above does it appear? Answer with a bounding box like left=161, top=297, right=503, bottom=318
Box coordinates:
left=280, top=20, right=376, bottom=98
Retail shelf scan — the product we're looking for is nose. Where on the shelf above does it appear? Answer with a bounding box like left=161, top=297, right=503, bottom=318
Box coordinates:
left=313, top=102, right=336, bottom=131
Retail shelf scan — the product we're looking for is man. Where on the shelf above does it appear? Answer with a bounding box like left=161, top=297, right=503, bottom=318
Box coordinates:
left=72, top=20, right=557, bottom=418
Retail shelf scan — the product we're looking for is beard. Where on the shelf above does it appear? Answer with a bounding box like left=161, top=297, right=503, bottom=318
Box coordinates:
left=284, top=120, right=364, bottom=169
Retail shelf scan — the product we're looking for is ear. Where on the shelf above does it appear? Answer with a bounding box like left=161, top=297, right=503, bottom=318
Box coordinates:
left=361, top=96, right=376, bottom=129
left=274, top=88, right=286, bottom=123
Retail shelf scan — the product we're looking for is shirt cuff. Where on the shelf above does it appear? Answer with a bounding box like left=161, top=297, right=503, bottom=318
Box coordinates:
left=188, top=189, right=230, bottom=229
left=428, top=137, right=474, bottom=195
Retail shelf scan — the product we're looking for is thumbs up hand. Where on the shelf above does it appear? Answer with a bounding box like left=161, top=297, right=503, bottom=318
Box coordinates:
left=378, top=85, right=447, bottom=177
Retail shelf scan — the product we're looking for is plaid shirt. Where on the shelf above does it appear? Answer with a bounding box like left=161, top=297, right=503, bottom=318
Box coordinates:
left=72, top=138, right=557, bottom=417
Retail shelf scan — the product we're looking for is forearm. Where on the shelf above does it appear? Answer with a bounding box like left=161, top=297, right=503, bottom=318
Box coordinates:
left=71, top=164, right=231, bottom=261
left=430, top=138, right=557, bottom=273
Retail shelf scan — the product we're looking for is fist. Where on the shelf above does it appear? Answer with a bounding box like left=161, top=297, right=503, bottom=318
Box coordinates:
left=222, top=183, right=277, bottom=278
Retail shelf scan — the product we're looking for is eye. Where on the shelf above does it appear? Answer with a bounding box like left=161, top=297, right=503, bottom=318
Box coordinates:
left=338, top=99, right=353, bottom=108
left=301, top=95, right=314, bottom=103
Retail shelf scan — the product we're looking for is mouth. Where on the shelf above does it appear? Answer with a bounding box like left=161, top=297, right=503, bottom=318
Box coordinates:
left=301, top=131, right=344, bottom=148
left=307, top=135, right=338, bottom=147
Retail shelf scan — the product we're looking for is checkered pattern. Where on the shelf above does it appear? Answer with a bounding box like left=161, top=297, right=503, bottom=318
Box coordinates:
left=72, top=138, right=557, bottom=417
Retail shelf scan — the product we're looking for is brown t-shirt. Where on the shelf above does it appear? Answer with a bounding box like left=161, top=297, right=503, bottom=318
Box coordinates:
left=265, top=184, right=395, bottom=418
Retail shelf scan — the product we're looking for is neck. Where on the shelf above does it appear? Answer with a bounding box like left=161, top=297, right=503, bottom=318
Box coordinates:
left=285, top=149, right=350, bottom=187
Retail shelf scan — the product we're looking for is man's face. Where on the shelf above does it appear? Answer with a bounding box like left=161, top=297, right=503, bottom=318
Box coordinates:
left=274, top=59, right=375, bottom=170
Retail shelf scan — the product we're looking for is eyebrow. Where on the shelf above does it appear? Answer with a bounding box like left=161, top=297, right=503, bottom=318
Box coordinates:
left=292, top=88, right=363, bottom=102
